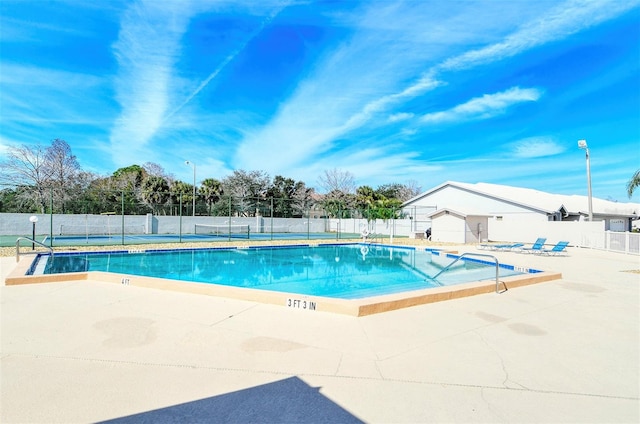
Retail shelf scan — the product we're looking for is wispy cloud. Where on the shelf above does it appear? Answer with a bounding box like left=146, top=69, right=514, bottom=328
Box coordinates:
left=109, top=0, right=195, bottom=161
left=234, top=0, right=634, bottom=178
left=343, top=0, right=640, bottom=134
left=285, top=147, right=443, bottom=189
left=437, top=0, right=640, bottom=72
left=421, top=87, right=543, bottom=124
left=163, top=3, right=288, bottom=124
left=388, top=113, right=414, bottom=123
left=508, top=136, right=566, bottom=158
left=0, top=136, right=17, bottom=154
left=0, top=63, right=111, bottom=128
left=109, top=0, right=292, bottom=167
left=3, top=0, right=636, bottom=200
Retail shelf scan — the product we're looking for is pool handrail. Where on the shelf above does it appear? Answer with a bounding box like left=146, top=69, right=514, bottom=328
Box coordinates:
left=433, top=252, right=507, bottom=294
left=15, top=237, right=54, bottom=262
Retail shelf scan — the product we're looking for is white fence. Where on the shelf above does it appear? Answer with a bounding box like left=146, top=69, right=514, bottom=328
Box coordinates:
left=2, top=212, right=637, bottom=254
left=489, top=220, right=604, bottom=248
left=602, top=231, right=640, bottom=255
left=328, top=218, right=414, bottom=239
left=488, top=219, right=639, bottom=255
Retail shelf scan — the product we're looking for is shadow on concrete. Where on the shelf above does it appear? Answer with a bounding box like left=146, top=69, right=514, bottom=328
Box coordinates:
left=98, top=376, right=364, bottom=423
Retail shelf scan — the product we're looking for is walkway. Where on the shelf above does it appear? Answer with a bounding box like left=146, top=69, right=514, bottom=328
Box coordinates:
left=1, top=245, right=638, bottom=423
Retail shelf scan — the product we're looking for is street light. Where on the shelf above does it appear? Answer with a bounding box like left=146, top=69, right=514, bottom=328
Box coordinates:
left=185, top=161, right=196, bottom=216
left=29, top=215, right=38, bottom=250
left=577, top=139, right=593, bottom=221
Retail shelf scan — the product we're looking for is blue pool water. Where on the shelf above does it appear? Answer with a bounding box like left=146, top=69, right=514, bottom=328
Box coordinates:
left=32, top=244, right=534, bottom=299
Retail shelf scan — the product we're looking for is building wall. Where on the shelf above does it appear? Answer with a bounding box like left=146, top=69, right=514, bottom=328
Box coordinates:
left=431, top=213, right=466, bottom=244
left=406, top=185, right=548, bottom=222
left=464, top=216, right=488, bottom=243
left=487, top=219, right=605, bottom=248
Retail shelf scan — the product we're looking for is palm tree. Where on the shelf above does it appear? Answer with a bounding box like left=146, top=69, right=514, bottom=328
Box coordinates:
left=141, top=176, right=170, bottom=214
left=627, top=169, right=640, bottom=198
left=200, top=178, right=223, bottom=215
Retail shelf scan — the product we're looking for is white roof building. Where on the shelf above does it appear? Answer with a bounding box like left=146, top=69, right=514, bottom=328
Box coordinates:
left=403, top=181, right=639, bottom=221
left=402, top=181, right=639, bottom=243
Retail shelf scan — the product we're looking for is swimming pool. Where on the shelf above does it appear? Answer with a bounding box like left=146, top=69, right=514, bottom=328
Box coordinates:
left=29, top=243, right=535, bottom=298
left=9, top=243, right=561, bottom=316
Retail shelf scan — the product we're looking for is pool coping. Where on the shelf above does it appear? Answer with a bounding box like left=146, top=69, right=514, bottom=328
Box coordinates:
left=5, top=244, right=562, bottom=317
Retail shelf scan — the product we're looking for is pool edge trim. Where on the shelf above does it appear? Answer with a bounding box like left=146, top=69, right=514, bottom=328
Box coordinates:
left=5, top=252, right=562, bottom=317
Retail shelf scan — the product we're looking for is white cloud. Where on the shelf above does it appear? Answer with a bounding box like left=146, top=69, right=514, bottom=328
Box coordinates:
left=100, top=0, right=637, bottom=190
left=437, top=0, right=640, bottom=72
left=0, top=63, right=112, bottom=129
left=108, top=1, right=292, bottom=168
left=164, top=3, right=287, bottom=123
left=233, top=0, right=632, bottom=174
left=335, top=0, right=640, bottom=135
left=283, top=147, right=443, bottom=190
left=388, top=113, right=414, bottom=123
left=109, top=1, right=195, bottom=162
left=0, top=136, right=18, bottom=155
left=509, top=137, right=566, bottom=158
left=421, top=87, right=543, bottom=124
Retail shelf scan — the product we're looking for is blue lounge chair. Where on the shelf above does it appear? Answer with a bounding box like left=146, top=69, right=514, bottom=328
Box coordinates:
left=479, top=242, right=524, bottom=251
left=494, top=243, right=525, bottom=251
left=537, top=241, right=570, bottom=256
left=516, top=237, right=547, bottom=254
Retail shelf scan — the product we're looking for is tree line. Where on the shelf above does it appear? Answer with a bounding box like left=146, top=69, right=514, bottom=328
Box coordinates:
left=0, top=139, right=422, bottom=219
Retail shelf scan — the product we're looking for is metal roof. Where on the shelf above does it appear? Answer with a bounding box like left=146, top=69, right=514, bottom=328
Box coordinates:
left=403, top=181, right=640, bottom=218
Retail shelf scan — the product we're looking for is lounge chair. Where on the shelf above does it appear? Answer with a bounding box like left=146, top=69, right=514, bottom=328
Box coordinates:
left=537, top=241, right=570, bottom=256
left=516, top=237, right=547, bottom=254
left=478, top=242, right=524, bottom=251
left=494, top=243, right=524, bottom=251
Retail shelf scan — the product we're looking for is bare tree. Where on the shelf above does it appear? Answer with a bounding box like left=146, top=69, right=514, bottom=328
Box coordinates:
left=0, top=143, right=53, bottom=212
left=317, top=168, right=356, bottom=194
left=403, top=180, right=422, bottom=200
left=377, top=181, right=422, bottom=202
left=222, top=170, right=270, bottom=216
left=46, top=139, right=80, bottom=212
left=143, top=162, right=174, bottom=183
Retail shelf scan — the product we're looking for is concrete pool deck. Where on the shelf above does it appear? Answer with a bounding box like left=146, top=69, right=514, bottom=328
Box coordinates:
left=1, top=243, right=638, bottom=423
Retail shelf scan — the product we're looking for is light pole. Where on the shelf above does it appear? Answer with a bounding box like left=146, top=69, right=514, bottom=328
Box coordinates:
left=29, top=215, right=38, bottom=249
left=577, top=139, right=593, bottom=221
left=185, top=161, right=196, bottom=217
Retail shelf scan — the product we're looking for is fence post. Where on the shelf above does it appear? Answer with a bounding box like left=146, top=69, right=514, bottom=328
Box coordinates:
left=391, top=207, right=395, bottom=243
left=179, top=193, right=183, bottom=243
left=121, top=190, right=125, bottom=245
left=228, top=197, right=232, bottom=241
left=49, top=189, right=53, bottom=247
left=626, top=231, right=630, bottom=254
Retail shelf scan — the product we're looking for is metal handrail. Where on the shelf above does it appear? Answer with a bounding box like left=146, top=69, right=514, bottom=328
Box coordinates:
left=15, top=237, right=54, bottom=262
left=433, top=252, right=507, bottom=294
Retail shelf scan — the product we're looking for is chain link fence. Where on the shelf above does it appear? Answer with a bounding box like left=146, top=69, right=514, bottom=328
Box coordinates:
left=1, top=187, right=420, bottom=247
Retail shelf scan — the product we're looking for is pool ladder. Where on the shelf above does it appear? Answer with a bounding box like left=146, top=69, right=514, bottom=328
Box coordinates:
left=15, top=237, right=54, bottom=262
left=433, top=252, right=507, bottom=294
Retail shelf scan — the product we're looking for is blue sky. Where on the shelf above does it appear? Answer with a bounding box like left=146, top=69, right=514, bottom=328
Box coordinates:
left=1, top=0, right=639, bottom=201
